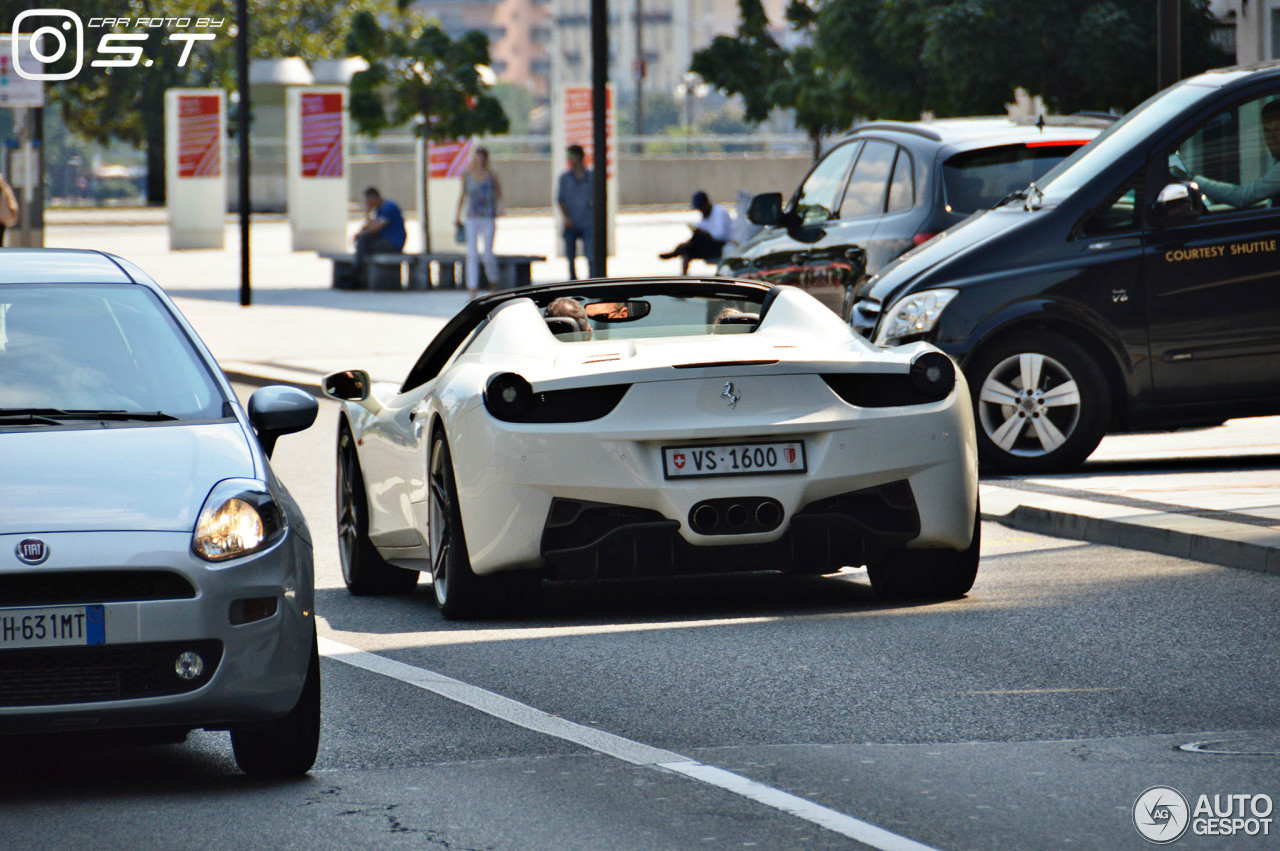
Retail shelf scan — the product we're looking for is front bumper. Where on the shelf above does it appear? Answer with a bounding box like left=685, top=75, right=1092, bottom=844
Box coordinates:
left=449, top=372, right=978, bottom=576
left=0, top=529, right=313, bottom=733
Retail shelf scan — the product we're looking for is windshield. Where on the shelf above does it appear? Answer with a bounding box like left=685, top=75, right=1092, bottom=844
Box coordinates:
left=543, top=292, right=766, bottom=343
left=1036, top=84, right=1212, bottom=204
left=0, top=284, right=228, bottom=419
left=943, top=144, right=1082, bottom=213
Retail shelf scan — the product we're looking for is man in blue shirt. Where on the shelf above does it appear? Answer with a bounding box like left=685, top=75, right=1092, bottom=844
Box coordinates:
left=350, top=187, right=407, bottom=288
left=556, top=145, right=595, bottom=279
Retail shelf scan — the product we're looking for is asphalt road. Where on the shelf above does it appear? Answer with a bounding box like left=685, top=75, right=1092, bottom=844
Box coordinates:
left=2, top=390, right=1278, bottom=850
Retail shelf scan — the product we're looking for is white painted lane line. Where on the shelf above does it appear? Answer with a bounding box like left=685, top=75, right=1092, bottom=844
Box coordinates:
left=319, top=636, right=941, bottom=851
left=659, top=762, right=938, bottom=851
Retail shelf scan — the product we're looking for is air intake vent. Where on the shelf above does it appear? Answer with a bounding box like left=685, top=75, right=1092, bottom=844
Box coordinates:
left=0, top=571, right=197, bottom=607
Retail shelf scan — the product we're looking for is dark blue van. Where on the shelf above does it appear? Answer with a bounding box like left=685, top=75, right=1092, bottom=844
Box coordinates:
left=850, top=62, right=1280, bottom=473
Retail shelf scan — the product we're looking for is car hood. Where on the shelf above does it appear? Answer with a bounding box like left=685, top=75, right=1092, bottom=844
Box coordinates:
left=0, top=421, right=257, bottom=535
left=860, top=206, right=1030, bottom=305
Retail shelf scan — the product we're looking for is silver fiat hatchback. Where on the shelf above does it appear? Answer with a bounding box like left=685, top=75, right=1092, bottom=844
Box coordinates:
left=0, top=250, right=320, bottom=776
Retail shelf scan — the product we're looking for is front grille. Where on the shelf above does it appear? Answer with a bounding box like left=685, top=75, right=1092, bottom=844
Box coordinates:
left=0, top=640, right=222, bottom=707
left=0, top=571, right=197, bottom=607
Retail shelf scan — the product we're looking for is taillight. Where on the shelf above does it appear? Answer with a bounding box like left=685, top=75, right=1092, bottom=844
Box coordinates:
left=912, top=232, right=937, bottom=247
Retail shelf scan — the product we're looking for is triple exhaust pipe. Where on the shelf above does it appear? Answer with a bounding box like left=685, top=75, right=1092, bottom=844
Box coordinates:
left=689, top=497, right=784, bottom=536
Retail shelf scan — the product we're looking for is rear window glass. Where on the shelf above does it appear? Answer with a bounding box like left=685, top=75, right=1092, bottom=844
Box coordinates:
left=942, top=144, right=1083, bottom=213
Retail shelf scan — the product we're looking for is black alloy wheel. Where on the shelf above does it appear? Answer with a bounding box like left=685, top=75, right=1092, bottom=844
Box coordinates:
left=337, top=426, right=419, bottom=595
left=428, top=432, right=483, bottom=619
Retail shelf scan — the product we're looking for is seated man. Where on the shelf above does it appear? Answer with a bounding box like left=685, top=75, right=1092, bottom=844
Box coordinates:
left=546, top=296, right=591, bottom=339
left=659, top=191, right=733, bottom=275
left=350, top=186, right=407, bottom=287
left=1187, top=100, right=1280, bottom=209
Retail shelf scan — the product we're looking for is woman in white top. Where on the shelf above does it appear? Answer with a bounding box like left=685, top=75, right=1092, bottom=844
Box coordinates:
left=454, top=146, right=504, bottom=298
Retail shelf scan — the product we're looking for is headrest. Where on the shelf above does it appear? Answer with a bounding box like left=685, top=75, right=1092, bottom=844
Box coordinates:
left=717, top=311, right=760, bottom=326
left=545, top=316, right=581, bottom=336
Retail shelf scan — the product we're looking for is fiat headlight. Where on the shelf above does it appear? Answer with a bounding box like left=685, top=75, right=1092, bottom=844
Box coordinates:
left=874, top=289, right=959, bottom=345
left=193, top=479, right=286, bottom=562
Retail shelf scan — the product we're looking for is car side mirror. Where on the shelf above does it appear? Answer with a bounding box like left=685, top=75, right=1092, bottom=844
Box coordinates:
left=248, top=385, right=318, bottom=458
left=1149, top=182, right=1206, bottom=228
left=747, top=192, right=783, bottom=226
left=322, top=369, right=371, bottom=402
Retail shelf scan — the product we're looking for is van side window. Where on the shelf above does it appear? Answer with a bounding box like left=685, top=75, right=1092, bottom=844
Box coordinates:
left=1169, top=93, right=1280, bottom=216
left=794, top=142, right=861, bottom=225
left=1081, top=171, right=1143, bottom=236
left=839, top=140, right=897, bottom=219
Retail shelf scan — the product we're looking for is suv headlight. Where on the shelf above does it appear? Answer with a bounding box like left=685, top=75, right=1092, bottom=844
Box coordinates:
left=193, top=479, right=287, bottom=562
left=874, top=289, right=958, bottom=346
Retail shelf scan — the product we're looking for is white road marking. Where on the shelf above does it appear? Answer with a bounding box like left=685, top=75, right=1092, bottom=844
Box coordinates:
left=320, top=636, right=940, bottom=851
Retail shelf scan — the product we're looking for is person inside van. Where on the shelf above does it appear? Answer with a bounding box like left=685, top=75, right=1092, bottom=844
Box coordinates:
left=1183, top=99, right=1280, bottom=209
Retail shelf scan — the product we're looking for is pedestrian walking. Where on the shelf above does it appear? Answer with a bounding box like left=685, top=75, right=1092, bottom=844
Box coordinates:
left=557, top=144, right=595, bottom=279
left=455, top=146, right=503, bottom=297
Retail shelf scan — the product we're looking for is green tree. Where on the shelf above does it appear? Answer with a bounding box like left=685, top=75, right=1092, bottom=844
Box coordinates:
left=690, top=0, right=864, bottom=157
left=345, top=10, right=508, bottom=250
left=915, top=0, right=1230, bottom=114
left=491, top=83, right=537, bottom=135
left=809, top=0, right=1231, bottom=119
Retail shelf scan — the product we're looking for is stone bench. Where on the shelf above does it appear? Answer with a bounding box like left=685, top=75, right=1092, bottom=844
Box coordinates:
left=322, top=252, right=545, bottom=291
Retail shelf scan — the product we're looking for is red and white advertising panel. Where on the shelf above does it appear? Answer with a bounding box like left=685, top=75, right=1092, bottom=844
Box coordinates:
left=300, top=92, right=344, bottom=178
left=177, top=94, right=221, bottom=179
left=428, top=138, right=474, bottom=179
left=562, top=86, right=615, bottom=179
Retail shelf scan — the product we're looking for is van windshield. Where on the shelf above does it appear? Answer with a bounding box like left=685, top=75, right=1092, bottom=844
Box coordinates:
left=1036, top=84, right=1212, bottom=204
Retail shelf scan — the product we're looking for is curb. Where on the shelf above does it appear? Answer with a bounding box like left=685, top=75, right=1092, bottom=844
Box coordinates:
left=983, top=503, right=1280, bottom=577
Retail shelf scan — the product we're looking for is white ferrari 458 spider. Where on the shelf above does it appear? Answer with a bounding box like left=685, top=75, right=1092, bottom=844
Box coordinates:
left=323, top=278, right=979, bottom=618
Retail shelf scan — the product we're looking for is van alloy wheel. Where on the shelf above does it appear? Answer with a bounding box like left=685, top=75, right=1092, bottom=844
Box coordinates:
left=968, top=332, right=1110, bottom=474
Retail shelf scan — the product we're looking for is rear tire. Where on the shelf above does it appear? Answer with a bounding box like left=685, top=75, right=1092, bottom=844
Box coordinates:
left=429, top=432, right=484, bottom=619
left=231, top=629, right=321, bottom=777
left=868, top=507, right=980, bottom=600
left=337, top=426, right=419, bottom=596
left=428, top=431, right=539, bottom=619
left=966, top=331, right=1110, bottom=474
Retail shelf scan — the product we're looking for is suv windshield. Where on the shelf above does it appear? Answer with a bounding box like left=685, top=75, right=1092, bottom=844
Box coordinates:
left=943, top=144, right=1082, bottom=213
left=0, top=284, right=228, bottom=419
left=1036, top=83, right=1213, bottom=204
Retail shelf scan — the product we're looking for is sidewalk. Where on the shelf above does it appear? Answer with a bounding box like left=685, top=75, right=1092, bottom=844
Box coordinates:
left=41, top=212, right=1280, bottom=579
